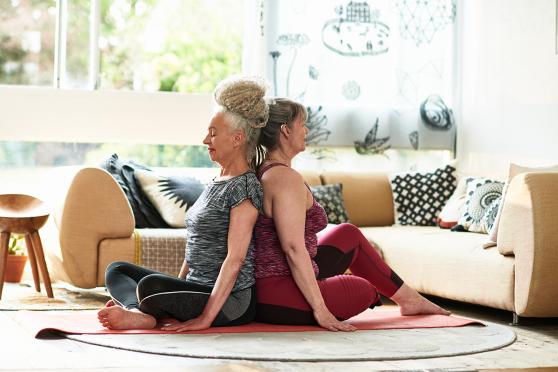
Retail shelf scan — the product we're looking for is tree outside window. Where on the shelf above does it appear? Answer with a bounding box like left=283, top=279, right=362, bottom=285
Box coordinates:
left=0, top=0, right=242, bottom=168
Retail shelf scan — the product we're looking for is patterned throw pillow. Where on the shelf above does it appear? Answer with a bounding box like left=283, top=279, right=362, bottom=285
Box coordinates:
left=310, top=183, right=349, bottom=224
left=480, top=195, right=502, bottom=234
left=437, top=176, right=472, bottom=229
left=135, top=169, right=205, bottom=228
left=100, top=153, right=169, bottom=228
left=457, top=179, right=504, bottom=233
left=390, top=164, right=457, bottom=226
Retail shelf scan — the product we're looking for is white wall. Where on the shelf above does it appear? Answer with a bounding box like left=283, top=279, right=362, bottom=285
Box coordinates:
left=0, top=86, right=213, bottom=146
left=457, top=0, right=558, bottom=178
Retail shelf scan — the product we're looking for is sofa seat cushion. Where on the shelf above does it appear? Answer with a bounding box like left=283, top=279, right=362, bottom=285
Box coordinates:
left=359, top=226, right=515, bottom=311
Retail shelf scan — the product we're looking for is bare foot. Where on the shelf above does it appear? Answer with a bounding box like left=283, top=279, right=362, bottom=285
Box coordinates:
left=391, top=284, right=451, bottom=316
left=97, top=306, right=156, bottom=330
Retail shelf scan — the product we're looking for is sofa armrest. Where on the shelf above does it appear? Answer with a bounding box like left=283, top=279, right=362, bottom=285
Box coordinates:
left=498, top=172, right=558, bottom=316
left=51, top=167, right=134, bottom=288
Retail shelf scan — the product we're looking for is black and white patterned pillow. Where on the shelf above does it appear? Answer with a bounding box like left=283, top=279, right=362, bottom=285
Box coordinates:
left=457, top=179, right=504, bottom=233
left=310, top=183, right=349, bottom=224
left=100, top=153, right=169, bottom=228
left=480, top=195, right=502, bottom=234
left=135, top=169, right=205, bottom=228
left=390, top=164, right=457, bottom=226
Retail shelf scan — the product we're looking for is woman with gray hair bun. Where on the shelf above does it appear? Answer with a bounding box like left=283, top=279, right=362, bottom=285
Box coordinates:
left=98, top=76, right=266, bottom=332
left=213, top=76, right=270, bottom=170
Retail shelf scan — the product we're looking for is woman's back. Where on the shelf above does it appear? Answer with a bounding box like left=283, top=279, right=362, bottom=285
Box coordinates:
left=254, top=163, right=327, bottom=278
left=186, top=171, right=261, bottom=291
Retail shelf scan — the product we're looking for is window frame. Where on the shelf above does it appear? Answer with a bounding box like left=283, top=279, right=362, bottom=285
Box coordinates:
left=0, top=0, right=224, bottom=145
left=0, top=85, right=213, bottom=146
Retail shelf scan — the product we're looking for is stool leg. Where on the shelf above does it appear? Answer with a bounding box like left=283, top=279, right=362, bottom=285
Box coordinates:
left=24, top=234, right=41, bottom=292
left=0, top=232, right=10, bottom=300
left=30, top=231, right=53, bottom=298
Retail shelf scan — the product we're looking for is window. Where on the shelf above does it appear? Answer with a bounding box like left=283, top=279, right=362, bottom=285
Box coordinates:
left=0, top=0, right=242, bottom=180
left=64, top=0, right=91, bottom=88
left=1, top=0, right=455, bottom=182
left=0, top=0, right=56, bottom=86
left=255, top=0, right=458, bottom=168
left=1, top=0, right=243, bottom=91
left=99, top=0, right=243, bottom=93
left=0, top=141, right=216, bottom=168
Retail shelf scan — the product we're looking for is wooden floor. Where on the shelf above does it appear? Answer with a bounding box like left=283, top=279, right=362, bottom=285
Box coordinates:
left=1, top=292, right=557, bottom=371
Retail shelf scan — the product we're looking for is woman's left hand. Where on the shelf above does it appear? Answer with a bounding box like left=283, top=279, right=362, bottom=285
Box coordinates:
left=160, top=315, right=212, bottom=332
left=313, top=307, right=357, bottom=332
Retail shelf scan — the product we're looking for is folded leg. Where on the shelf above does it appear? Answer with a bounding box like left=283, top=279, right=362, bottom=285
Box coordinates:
left=256, top=275, right=378, bottom=325
left=316, top=223, right=403, bottom=297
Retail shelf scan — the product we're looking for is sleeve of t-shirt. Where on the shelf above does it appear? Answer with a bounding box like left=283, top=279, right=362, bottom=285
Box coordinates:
left=227, top=173, right=263, bottom=212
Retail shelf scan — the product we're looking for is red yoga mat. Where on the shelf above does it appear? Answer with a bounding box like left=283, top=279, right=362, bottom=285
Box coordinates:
left=13, top=309, right=482, bottom=338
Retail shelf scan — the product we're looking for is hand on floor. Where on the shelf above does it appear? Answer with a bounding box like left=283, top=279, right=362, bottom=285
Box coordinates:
left=313, top=308, right=356, bottom=332
left=160, top=315, right=212, bottom=332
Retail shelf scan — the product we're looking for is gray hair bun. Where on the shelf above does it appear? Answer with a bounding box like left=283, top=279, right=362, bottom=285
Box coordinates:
left=214, top=76, right=269, bottom=128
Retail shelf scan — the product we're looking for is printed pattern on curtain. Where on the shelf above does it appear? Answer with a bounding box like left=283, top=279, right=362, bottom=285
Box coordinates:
left=244, top=0, right=457, bottom=154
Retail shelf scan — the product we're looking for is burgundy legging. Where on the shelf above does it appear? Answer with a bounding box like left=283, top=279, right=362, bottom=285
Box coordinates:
left=256, top=223, right=404, bottom=325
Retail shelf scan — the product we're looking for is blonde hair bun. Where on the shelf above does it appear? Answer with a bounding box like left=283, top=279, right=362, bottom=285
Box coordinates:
left=214, top=76, right=269, bottom=128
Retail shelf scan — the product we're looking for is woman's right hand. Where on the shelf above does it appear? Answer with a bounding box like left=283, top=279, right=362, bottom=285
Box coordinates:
left=313, top=307, right=357, bottom=332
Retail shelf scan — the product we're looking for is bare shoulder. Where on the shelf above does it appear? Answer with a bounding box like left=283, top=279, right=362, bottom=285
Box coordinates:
left=260, top=166, right=305, bottom=191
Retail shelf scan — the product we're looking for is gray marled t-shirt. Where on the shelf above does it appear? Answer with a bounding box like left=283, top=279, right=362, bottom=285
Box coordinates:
left=185, top=171, right=262, bottom=292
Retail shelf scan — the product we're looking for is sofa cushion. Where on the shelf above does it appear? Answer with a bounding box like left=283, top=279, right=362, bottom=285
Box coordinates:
left=390, top=164, right=457, bottom=226
left=99, top=154, right=169, bottom=228
left=135, top=169, right=205, bottom=228
left=320, top=172, right=394, bottom=227
left=360, top=226, right=515, bottom=311
left=457, top=178, right=504, bottom=233
left=310, top=184, right=349, bottom=224
left=479, top=195, right=502, bottom=234
left=437, top=176, right=470, bottom=229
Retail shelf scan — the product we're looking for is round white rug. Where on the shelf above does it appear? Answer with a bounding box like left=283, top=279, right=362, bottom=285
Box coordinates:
left=66, top=322, right=515, bottom=362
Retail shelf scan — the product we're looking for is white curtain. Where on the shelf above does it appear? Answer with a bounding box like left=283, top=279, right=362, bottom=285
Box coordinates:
left=243, top=0, right=457, bottom=152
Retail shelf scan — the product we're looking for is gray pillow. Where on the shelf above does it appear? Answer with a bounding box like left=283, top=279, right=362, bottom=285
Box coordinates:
left=310, top=183, right=349, bottom=224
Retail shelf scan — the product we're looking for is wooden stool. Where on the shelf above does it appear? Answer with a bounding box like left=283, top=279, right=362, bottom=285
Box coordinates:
left=0, top=194, right=53, bottom=300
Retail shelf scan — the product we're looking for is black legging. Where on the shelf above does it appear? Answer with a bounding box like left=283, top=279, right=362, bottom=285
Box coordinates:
left=105, top=261, right=256, bottom=326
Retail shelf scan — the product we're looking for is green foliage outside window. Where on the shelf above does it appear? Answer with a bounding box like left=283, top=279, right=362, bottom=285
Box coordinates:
left=0, top=0, right=241, bottom=168
left=0, top=0, right=56, bottom=85
left=98, top=0, right=242, bottom=93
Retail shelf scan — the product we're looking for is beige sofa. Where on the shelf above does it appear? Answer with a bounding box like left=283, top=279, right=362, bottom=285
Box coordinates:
left=43, top=166, right=558, bottom=319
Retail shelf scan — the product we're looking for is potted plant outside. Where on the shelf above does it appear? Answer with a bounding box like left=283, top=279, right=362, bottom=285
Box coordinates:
left=5, top=234, right=28, bottom=283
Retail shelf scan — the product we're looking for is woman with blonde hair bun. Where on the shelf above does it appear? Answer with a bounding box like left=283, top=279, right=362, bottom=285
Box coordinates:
left=98, top=76, right=267, bottom=332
